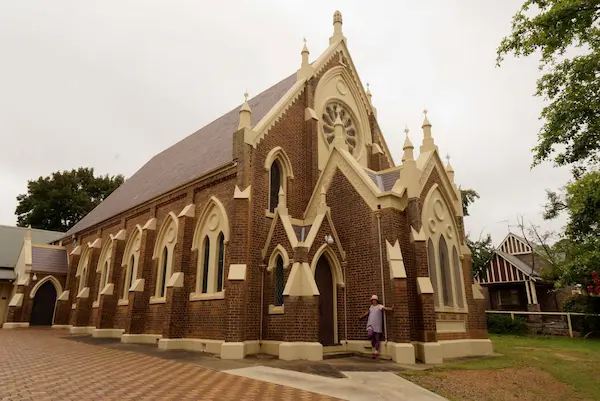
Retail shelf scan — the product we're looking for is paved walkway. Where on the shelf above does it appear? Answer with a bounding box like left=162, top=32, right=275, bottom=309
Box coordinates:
left=0, top=328, right=339, bottom=400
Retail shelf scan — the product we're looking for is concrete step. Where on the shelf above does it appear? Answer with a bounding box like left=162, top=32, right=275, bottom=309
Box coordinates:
left=323, top=351, right=356, bottom=359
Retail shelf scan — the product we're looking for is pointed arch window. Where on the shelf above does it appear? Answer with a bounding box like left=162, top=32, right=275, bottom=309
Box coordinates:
left=427, top=239, right=439, bottom=308
left=123, top=254, right=136, bottom=299
left=274, top=256, right=284, bottom=306
left=79, top=265, right=88, bottom=293
left=191, top=197, right=230, bottom=300
left=217, top=233, right=225, bottom=292
left=158, top=246, right=168, bottom=297
left=269, top=160, right=282, bottom=212
left=121, top=226, right=141, bottom=303
left=452, top=246, right=465, bottom=309
left=438, top=236, right=452, bottom=306
left=201, top=237, right=210, bottom=294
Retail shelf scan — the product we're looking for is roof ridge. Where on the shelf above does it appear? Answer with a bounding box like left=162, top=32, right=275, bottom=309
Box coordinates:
left=0, top=224, right=64, bottom=234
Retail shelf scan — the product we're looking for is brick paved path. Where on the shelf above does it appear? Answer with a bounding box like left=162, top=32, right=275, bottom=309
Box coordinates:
left=0, top=329, right=340, bottom=401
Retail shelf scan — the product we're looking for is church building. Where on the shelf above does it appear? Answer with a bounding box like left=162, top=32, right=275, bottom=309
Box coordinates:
left=4, top=11, right=492, bottom=364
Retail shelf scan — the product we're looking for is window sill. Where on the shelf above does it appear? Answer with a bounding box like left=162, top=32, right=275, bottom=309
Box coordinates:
left=435, top=307, right=469, bottom=314
left=117, top=299, right=129, bottom=306
left=268, top=304, right=284, bottom=315
left=149, top=296, right=166, bottom=304
left=265, top=210, right=275, bottom=219
left=189, top=291, right=225, bottom=301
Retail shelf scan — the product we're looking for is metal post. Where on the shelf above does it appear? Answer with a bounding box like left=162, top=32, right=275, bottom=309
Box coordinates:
left=567, top=313, right=573, bottom=338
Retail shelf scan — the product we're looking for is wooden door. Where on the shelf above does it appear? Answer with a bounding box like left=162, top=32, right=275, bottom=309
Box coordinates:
left=315, top=258, right=335, bottom=346
left=30, top=281, right=57, bottom=326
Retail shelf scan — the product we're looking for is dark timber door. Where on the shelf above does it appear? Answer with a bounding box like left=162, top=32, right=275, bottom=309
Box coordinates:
left=315, top=257, right=335, bottom=346
left=30, top=281, right=57, bottom=326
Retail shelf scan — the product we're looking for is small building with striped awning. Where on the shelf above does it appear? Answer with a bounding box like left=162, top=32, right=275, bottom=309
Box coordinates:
left=474, top=233, right=560, bottom=312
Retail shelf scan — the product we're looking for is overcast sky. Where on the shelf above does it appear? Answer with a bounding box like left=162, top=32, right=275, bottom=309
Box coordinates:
left=0, top=0, right=570, bottom=244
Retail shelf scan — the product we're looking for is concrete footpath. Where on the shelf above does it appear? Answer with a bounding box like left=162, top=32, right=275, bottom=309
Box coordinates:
left=224, top=365, right=447, bottom=401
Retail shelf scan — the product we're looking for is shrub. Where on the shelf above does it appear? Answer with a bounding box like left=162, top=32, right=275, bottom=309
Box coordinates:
left=487, top=314, right=527, bottom=335
left=562, top=294, right=600, bottom=337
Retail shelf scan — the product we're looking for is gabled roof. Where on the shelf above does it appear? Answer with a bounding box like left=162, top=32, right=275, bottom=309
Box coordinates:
left=496, top=250, right=539, bottom=278
left=364, top=168, right=401, bottom=192
left=66, top=73, right=297, bottom=237
left=0, top=225, right=64, bottom=269
left=31, top=246, right=68, bottom=274
left=497, top=232, right=534, bottom=255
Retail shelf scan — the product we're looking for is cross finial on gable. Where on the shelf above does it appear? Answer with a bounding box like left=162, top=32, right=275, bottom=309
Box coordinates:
left=404, top=124, right=409, bottom=135
left=244, top=91, right=249, bottom=102
left=423, top=107, right=428, bottom=117
left=445, top=153, right=451, bottom=164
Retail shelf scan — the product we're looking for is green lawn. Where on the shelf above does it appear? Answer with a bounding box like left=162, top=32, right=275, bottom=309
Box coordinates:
left=401, top=334, right=600, bottom=401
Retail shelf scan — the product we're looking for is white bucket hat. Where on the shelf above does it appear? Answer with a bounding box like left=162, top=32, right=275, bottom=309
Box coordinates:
left=370, top=295, right=378, bottom=301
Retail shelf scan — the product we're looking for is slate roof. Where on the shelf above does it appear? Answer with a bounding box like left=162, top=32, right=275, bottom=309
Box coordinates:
left=66, top=73, right=298, bottom=237
left=364, top=168, right=401, bottom=191
left=31, top=246, right=69, bottom=274
left=0, top=225, right=64, bottom=269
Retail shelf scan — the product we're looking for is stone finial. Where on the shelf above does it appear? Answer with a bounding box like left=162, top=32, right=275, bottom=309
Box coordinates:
left=301, top=37, right=309, bottom=67
left=445, top=153, right=455, bottom=181
left=330, top=10, right=345, bottom=44
left=238, top=91, right=252, bottom=130
left=332, top=114, right=349, bottom=151
left=319, top=186, right=327, bottom=206
left=278, top=186, right=286, bottom=207
left=420, top=107, right=437, bottom=153
left=402, top=126, right=415, bottom=163
left=297, top=37, right=314, bottom=80
left=366, top=83, right=372, bottom=104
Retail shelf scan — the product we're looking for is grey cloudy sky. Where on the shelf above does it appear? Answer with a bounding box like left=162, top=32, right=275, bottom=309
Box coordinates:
left=0, top=0, right=570, bottom=244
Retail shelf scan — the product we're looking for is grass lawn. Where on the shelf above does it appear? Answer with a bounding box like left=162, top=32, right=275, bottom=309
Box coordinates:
left=400, top=334, right=600, bottom=401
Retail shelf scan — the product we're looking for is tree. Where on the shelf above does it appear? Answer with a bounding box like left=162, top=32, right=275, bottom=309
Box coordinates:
left=15, top=168, right=124, bottom=232
left=467, top=233, right=495, bottom=277
left=497, top=0, right=600, bottom=171
left=460, top=188, right=480, bottom=216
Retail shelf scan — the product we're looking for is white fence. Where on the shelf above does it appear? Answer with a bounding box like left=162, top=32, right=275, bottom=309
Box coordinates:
left=486, top=310, right=600, bottom=338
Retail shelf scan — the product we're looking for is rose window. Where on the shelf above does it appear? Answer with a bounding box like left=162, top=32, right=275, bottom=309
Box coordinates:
left=322, top=102, right=357, bottom=154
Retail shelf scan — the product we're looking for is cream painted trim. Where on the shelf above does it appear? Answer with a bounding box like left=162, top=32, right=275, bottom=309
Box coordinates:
left=436, top=320, right=466, bottom=333
left=418, top=151, right=459, bottom=204
left=92, top=301, right=99, bottom=308
left=158, top=338, right=223, bottom=354
left=51, top=324, right=72, bottom=329
left=71, top=303, right=76, bottom=309
left=121, top=334, right=162, bottom=344
left=268, top=305, right=284, bottom=315
left=92, top=328, right=124, bottom=339
left=2, top=322, right=29, bottom=329
left=234, top=185, right=251, bottom=199
left=413, top=341, right=443, bottom=364
left=283, top=262, right=319, bottom=297
left=32, top=243, right=66, bottom=250
left=310, top=244, right=345, bottom=287
left=264, top=210, right=275, bottom=219
left=267, top=245, right=290, bottom=272
left=100, top=283, right=114, bottom=295
left=304, top=147, right=406, bottom=220
left=264, top=146, right=295, bottom=179
left=178, top=204, right=195, bottom=218
left=149, top=296, right=166, bottom=304
left=417, top=277, right=434, bottom=294
left=130, top=278, right=144, bottom=292
left=386, top=240, right=407, bottom=279
left=70, top=245, right=81, bottom=256
left=142, top=217, right=157, bottom=231
left=227, top=264, right=246, bottom=281
left=248, top=80, right=306, bottom=147
left=57, top=290, right=69, bottom=301
left=472, top=282, right=485, bottom=300
left=121, top=224, right=142, bottom=301
left=88, top=238, right=102, bottom=249
left=279, top=342, right=323, bottom=361
left=69, top=326, right=96, bottom=335
left=29, top=275, right=63, bottom=299
left=439, top=339, right=493, bottom=360
left=8, top=293, right=23, bottom=307
left=166, top=272, right=184, bottom=288
left=191, top=197, right=231, bottom=250
left=189, top=291, right=225, bottom=301
left=77, top=287, right=90, bottom=299
left=117, top=299, right=129, bottom=306
left=152, top=212, right=179, bottom=259
left=110, top=229, right=127, bottom=241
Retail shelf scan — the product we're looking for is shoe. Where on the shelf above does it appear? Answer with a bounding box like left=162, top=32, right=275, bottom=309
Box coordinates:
left=372, top=353, right=377, bottom=359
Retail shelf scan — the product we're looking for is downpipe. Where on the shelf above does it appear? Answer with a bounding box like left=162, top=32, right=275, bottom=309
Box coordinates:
left=376, top=207, right=389, bottom=345
left=259, top=265, right=265, bottom=345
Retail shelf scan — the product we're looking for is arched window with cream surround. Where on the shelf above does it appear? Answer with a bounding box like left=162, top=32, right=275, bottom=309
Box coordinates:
left=422, top=183, right=468, bottom=311
left=191, top=197, right=230, bottom=300
left=120, top=225, right=142, bottom=302
left=95, top=239, right=113, bottom=304
left=76, top=246, right=92, bottom=294
left=267, top=244, right=290, bottom=313
left=264, top=147, right=294, bottom=214
left=152, top=213, right=178, bottom=301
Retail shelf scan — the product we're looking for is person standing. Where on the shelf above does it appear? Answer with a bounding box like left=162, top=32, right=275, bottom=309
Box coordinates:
left=360, top=295, right=393, bottom=359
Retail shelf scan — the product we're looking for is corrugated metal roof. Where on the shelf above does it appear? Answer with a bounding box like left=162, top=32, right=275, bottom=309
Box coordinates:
left=31, top=246, right=68, bottom=274
left=0, top=225, right=64, bottom=269
left=66, top=73, right=297, bottom=237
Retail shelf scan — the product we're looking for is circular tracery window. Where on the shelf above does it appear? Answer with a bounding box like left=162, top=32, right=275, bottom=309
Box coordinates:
left=322, top=101, right=357, bottom=154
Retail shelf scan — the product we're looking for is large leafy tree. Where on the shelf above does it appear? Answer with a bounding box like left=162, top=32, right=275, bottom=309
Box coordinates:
left=460, top=188, right=480, bottom=217
left=467, top=233, right=495, bottom=277
left=15, top=168, right=124, bottom=232
left=497, top=0, right=600, bottom=170
left=498, top=0, right=600, bottom=291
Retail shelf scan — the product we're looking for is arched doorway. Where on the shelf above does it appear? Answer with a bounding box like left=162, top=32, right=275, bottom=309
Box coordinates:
left=315, top=256, right=335, bottom=346
left=30, top=281, right=57, bottom=326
